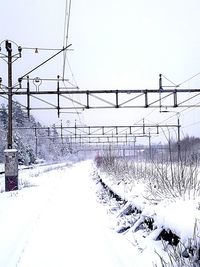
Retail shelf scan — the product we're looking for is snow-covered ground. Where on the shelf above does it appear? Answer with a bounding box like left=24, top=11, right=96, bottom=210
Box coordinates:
left=0, top=162, right=71, bottom=192
left=94, top=166, right=200, bottom=266
left=97, top=171, right=200, bottom=244
left=0, top=160, right=162, bottom=267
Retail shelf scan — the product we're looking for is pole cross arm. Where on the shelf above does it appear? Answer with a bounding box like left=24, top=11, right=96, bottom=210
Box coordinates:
left=19, top=44, right=72, bottom=81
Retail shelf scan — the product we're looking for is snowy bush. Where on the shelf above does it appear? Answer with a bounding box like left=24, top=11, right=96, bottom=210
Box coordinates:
left=145, top=160, right=200, bottom=201
left=95, top=150, right=200, bottom=201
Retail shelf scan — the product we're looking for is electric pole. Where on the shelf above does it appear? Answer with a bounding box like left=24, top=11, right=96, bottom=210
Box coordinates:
left=2, top=40, right=22, bottom=191
left=177, top=115, right=181, bottom=162
left=6, top=40, right=13, bottom=149
left=0, top=40, right=71, bottom=191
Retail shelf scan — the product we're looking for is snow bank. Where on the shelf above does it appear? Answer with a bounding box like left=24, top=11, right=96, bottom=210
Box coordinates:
left=98, top=169, right=200, bottom=245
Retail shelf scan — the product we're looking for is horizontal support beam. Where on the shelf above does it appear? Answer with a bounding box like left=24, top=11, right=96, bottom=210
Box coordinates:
left=68, top=141, right=138, bottom=145
left=34, top=135, right=148, bottom=140
left=14, top=123, right=179, bottom=137
left=1, top=88, right=200, bottom=110
left=1, top=88, right=200, bottom=95
left=14, top=124, right=178, bottom=130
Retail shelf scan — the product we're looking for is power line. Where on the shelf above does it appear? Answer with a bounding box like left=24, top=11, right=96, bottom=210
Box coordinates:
left=61, top=79, right=83, bottom=124
left=162, top=74, right=177, bottom=87
left=158, top=98, right=200, bottom=126
left=177, top=71, right=200, bottom=87
left=65, top=56, right=79, bottom=87
left=182, top=119, right=200, bottom=129
left=61, top=0, right=84, bottom=126
left=62, top=0, right=72, bottom=79
left=19, top=45, right=71, bottom=81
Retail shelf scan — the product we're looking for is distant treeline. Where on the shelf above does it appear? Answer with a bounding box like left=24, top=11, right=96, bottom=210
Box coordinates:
left=0, top=102, right=71, bottom=164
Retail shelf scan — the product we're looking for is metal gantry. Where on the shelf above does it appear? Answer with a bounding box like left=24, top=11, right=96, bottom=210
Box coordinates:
left=0, top=40, right=72, bottom=191
left=1, top=73, right=200, bottom=115
left=0, top=39, right=194, bottom=192
left=1, top=82, right=200, bottom=111
left=15, top=121, right=181, bottom=159
left=15, top=122, right=180, bottom=136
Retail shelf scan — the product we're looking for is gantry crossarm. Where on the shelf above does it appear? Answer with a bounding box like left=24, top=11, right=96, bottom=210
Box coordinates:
left=1, top=87, right=200, bottom=112
left=14, top=123, right=179, bottom=137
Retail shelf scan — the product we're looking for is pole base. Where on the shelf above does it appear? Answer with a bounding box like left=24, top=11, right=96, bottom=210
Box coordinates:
left=5, top=176, right=18, bottom=191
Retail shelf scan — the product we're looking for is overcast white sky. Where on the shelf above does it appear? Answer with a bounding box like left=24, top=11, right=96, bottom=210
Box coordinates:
left=1, top=0, right=200, bottom=144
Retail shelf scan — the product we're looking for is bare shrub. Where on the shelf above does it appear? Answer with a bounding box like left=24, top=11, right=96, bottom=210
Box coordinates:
left=95, top=139, right=200, bottom=202
left=144, top=152, right=200, bottom=202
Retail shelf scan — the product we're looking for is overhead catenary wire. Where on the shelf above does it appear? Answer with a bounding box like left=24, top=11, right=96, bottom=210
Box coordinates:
left=162, top=74, right=177, bottom=87
left=131, top=73, right=179, bottom=129
left=20, top=46, right=71, bottom=81
left=3, top=37, right=200, bottom=143
left=183, top=120, right=200, bottom=129
left=61, top=79, right=83, bottom=125
left=150, top=102, right=200, bottom=143
left=158, top=99, right=200, bottom=125
left=155, top=72, right=200, bottom=127
left=177, top=71, right=200, bottom=87
left=65, top=56, right=79, bottom=87
left=61, top=0, right=85, bottom=127
left=62, top=0, right=72, bottom=79
left=148, top=71, right=200, bottom=132
left=161, top=71, right=200, bottom=88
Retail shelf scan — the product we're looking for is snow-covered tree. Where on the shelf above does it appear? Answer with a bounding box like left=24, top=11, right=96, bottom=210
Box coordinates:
left=0, top=102, right=71, bottom=164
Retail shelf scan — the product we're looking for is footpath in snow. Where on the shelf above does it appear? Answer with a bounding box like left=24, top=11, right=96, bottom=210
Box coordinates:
left=0, top=160, right=159, bottom=267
